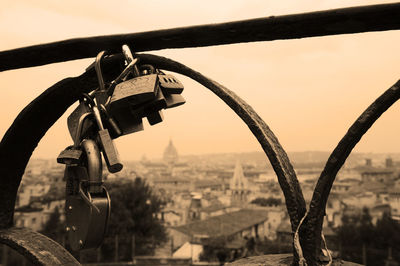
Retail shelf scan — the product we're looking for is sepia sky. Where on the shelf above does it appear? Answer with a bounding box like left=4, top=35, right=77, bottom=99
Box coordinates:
left=1, top=0, right=400, bottom=160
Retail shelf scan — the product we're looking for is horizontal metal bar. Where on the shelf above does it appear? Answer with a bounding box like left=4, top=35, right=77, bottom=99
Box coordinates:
left=1, top=3, right=400, bottom=72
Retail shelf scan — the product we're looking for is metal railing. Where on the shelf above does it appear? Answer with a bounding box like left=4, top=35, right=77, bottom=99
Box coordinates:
left=0, top=3, right=399, bottom=265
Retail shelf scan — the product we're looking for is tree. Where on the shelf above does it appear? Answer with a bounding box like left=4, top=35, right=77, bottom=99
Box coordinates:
left=359, top=207, right=374, bottom=245
left=336, top=209, right=400, bottom=265
left=40, top=206, right=66, bottom=243
left=375, top=211, right=400, bottom=249
left=102, top=177, right=167, bottom=261
left=250, top=197, right=282, bottom=207
left=199, top=237, right=230, bottom=264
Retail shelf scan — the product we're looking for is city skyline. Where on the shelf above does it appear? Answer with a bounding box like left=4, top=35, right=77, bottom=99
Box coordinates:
left=1, top=0, right=400, bottom=161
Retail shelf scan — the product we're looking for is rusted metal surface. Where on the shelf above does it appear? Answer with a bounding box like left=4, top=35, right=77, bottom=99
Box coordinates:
left=0, top=227, right=80, bottom=265
left=302, top=80, right=400, bottom=264
left=1, top=3, right=400, bottom=72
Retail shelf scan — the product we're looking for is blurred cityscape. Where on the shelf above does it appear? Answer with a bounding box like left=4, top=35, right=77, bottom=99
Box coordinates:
left=10, top=140, right=400, bottom=265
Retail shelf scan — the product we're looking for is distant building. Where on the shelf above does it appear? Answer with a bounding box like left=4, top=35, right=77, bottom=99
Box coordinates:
left=187, top=193, right=202, bottom=222
left=198, top=204, right=228, bottom=220
left=386, top=157, right=394, bottom=168
left=192, top=179, right=223, bottom=191
left=325, top=194, right=345, bottom=228
left=163, top=139, right=179, bottom=165
left=14, top=207, right=44, bottom=231
left=169, top=209, right=270, bottom=262
left=158, top=208, right=183, bottom=226
left=14, top=200, right=64, bottom=232
left=388, top=189, right=400, bottom=221
left=152, top=175, right=191, bottom=192
left=16, top=183, right=51, bottom=207
left=361, top=170, right=394, bottom=184
left=230, top=161, right=250, bottom=206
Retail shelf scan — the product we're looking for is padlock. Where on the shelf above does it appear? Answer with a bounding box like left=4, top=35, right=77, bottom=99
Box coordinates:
left=109, top=74, right=159, bottom=107
left=67, top=101, right=94, bottom=143
left=59, top=110, right=94, bottom=165
left=141, top=85, right=167, bottom=114
left=66, top=187, right=110, bottom=251
left=158, top=74, right=184, bottom=94
left=105, top=46, right=160, bottom=136
left=92, top=102, right=123, bottom=173
left=107, top=104, right=144, bottom=136
left=127, top=86, right=167, bottom=125
left=157, top=73, right=186, bottom=109
left=57, top=146, right=82, bottom=165
left=87, top=46, right=146, bottom=136
left=130, top=83, right=184, bottom=126
left=99, top=104, right=122, bottom=138
left=68, top=51, right=108, bottom=141
left=65, top=139, right=110, bottom=251
left=165, top=93, right=186, bottom=109
left=147, top=110, right=164, bottom=125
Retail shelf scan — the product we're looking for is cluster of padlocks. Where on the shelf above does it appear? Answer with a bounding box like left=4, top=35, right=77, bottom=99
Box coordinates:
left=56, top=45, right=185, bottom=250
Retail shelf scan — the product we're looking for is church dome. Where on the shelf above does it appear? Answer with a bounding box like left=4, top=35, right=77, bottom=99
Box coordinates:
left=163, top=139, right=178, bottom=164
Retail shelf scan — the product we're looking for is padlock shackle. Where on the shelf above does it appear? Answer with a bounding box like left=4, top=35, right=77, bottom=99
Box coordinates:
left=122, top=44, right=134, bottom=63
left=139, top=64, right=156, bottom=74
left=122, top=44, right=140, bottom=76
left=106, top=57, right=139, bottom=98
left=80, top=93, right=96, bottom=107
left=78, top=182, right=100, bottom=213
left=81, top=139, right=103, bottom=190
left=74, top=112, right=92, bottom=147
left=95, top=51, right=107, bottom=91
left=92, top=105, right=104, bottom=131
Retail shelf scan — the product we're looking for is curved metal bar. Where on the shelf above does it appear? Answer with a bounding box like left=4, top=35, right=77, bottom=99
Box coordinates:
left=0, top=227, right=80, bottom=265
left=137, top=54, right=307, bottom=230
left=302, top=80, right=400, bottom=264
left=0, top=61, right=121, bottom=228
left=1, top=3, right=400, bottom=72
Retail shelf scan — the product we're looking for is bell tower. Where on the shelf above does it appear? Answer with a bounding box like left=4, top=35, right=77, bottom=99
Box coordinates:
left=230, top=160, right=249, bottom=206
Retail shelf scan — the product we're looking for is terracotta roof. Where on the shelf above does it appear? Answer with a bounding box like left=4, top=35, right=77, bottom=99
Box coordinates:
left=172, top=209, right=268, bottom=238
left=199, top=203, right=226, bottom=213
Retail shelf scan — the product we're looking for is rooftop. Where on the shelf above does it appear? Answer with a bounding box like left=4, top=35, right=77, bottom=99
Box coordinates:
left=172, top=209, right=269, bottom=238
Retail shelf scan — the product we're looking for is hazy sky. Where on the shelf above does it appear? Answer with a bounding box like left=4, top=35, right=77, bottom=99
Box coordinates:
left=1, top=0, right=400, bottom=160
